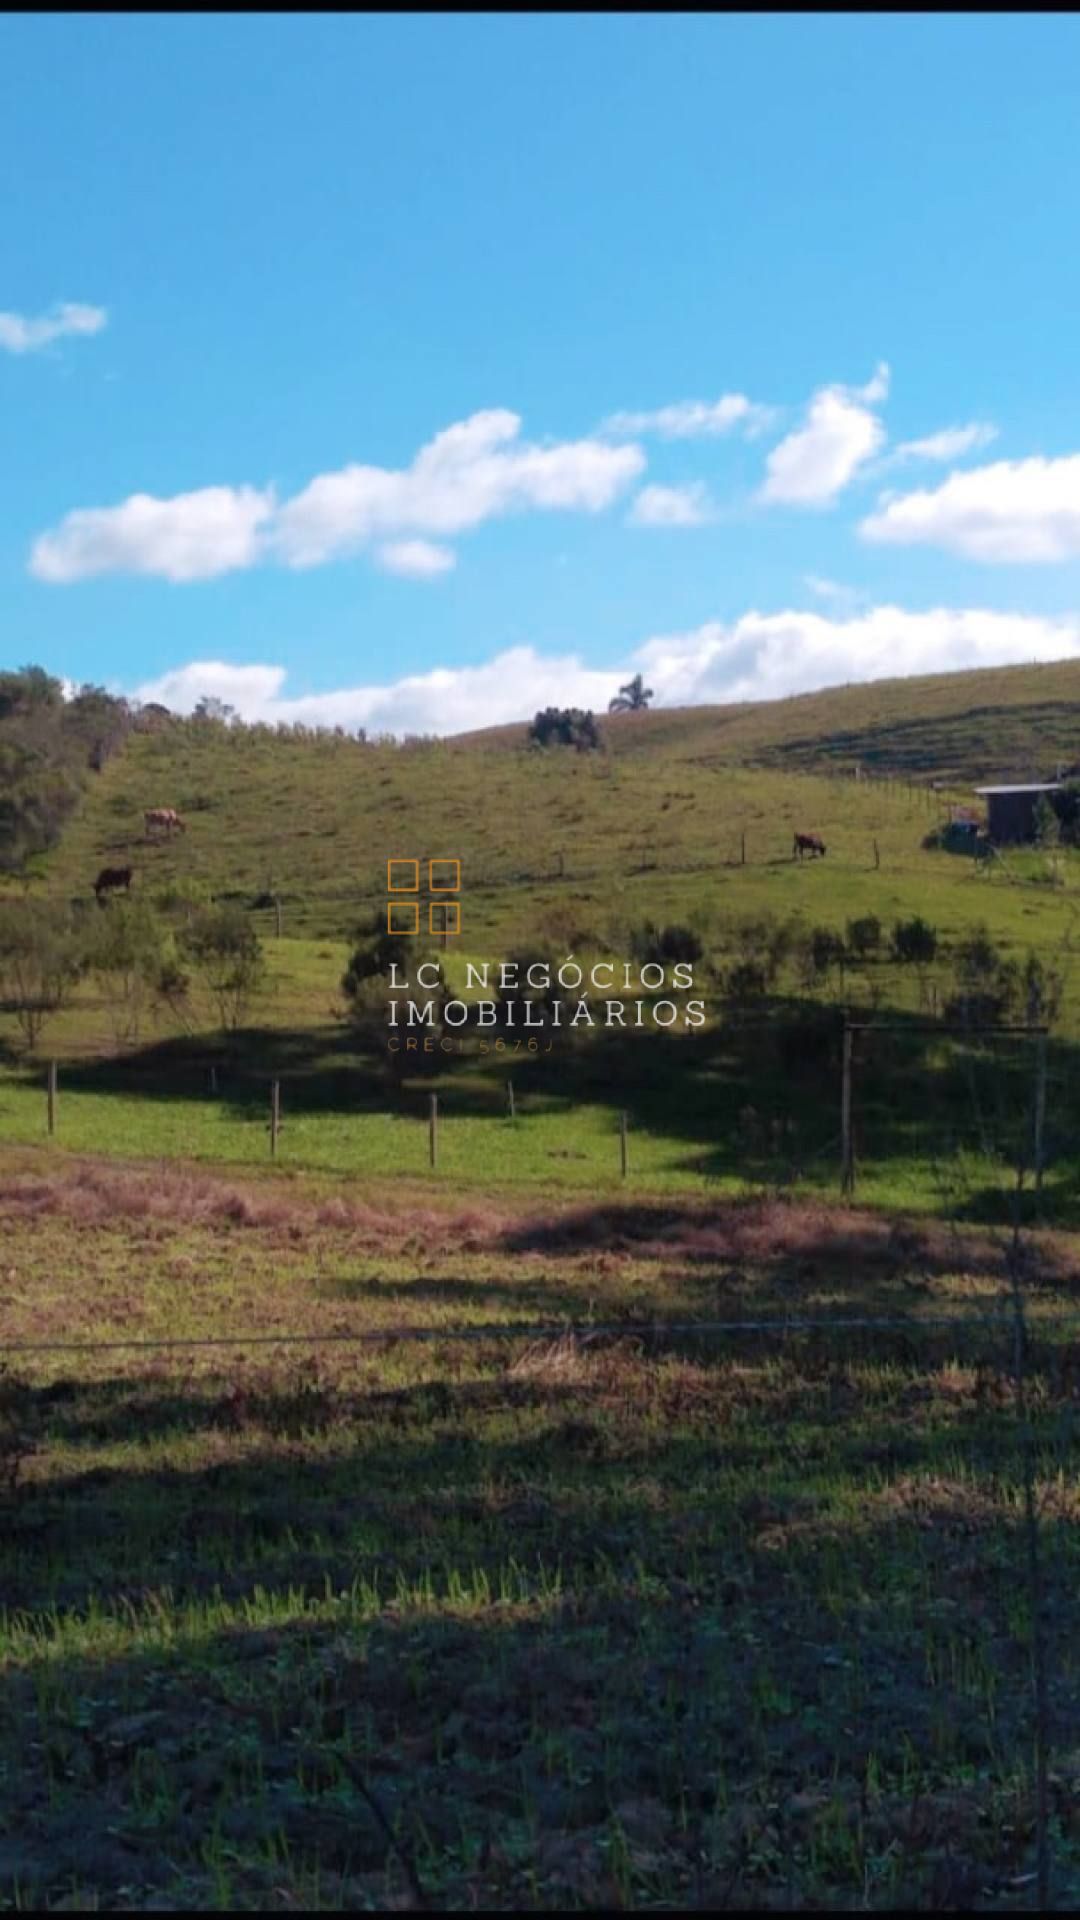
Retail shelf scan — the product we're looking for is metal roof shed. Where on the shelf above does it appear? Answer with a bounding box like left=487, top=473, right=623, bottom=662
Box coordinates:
left=974, top=783, right=1062, bottom=844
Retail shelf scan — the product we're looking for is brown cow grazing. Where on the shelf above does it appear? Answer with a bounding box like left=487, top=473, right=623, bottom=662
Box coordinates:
left=94, top=865, right=132, bottom=902
left=793, top=832, right=826, bottom=860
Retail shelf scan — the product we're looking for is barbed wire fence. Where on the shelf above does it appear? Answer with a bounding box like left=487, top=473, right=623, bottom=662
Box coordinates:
left=4, top=1007, right=1080, bottom=1904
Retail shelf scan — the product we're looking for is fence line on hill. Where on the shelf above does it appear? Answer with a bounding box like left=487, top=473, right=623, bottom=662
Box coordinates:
left=15, top=1018, right=1060, bottom=1212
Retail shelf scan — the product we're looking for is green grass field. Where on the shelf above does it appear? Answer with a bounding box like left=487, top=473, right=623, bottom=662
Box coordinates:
left=4, top=1151, right=1080, bottom=1910
left=4, top=662, right=1080, bottom=1222
left=4, top=665, right=1080, bottom=1907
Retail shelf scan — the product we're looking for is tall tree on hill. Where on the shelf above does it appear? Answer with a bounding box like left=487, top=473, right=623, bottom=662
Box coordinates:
left=608, top=673, right=654, bottom=713
left=0, top=668, right=131, bottom=872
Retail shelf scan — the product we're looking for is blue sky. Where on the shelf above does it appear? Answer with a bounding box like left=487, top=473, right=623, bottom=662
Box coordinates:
left=5, top=13, right=1080, bottom=732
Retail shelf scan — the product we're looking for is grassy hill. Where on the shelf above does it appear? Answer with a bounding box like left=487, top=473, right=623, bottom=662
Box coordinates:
left=8, top=669, right=1080, bottom=1909
left=458, top=656, right=1080, bottom=779
left=5, top=657, right=1080, bottom=1217
left=17, top=656, right=1080, bottom=954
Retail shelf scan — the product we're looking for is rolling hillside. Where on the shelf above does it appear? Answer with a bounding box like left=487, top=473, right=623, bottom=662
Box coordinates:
left=458, top=656, right=1080, bottom=778
left=3, top=655, right=1080, bottom=1213
left=16, top=657, right=1080, bottom=961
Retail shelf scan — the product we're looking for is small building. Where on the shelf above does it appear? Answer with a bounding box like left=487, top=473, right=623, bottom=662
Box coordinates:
left=974, top=783, right=1062, bottom=844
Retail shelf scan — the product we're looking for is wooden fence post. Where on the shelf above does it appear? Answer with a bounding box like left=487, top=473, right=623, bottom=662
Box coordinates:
left=274, top=895, right=283, bottom=938
left=1034, top=1033, right=1048, bottom=1194
left=270, top=1079, right=280, bottom=1158
left=429, top=1092, right=438, bottom=1170
left=740, top=830, right=746, bottom=866
left=208, top=1064, right=218, bottom=1097
left=47, top=1060, right=57, bottom=1137
left=840, top=1026, right=854, bottom=1197
left=620, top=1109, right=629, bottom=1179
left=506, top=1078, right=516, bottom=1122
left=873, top=839, right=880, bottom=870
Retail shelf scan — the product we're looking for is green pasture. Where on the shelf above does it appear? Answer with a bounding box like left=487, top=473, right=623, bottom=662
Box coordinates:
left=4, top=1149, right=1080, bottom=1909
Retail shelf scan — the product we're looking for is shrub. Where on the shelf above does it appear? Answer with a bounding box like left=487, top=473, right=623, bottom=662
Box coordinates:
left=629, top=921, right=703, bottom=967
left=1022, top=953, right=1064, bottom=1027
left=797, top=925, right=845, bottom=988
left=892, top=916, right=938, bottom=965
left=726, top=913, right=795, bottom=988
left=1033, top=794, right=1061, bottom=848
left=809, top=926, right=846, bottom=975
left=846, top=914, right=882, bottom=958
left=722, top=958, right=771, bottom=1006
left=944, top=924, right=1019, bottom=1026
left=1051, top=780, right=1080, bottom=846
left=342, top=912, right=432, bottom=998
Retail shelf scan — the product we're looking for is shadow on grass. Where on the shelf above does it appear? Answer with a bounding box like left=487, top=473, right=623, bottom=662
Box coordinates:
left=14, top=1003, right=1080, bottom=1225
left=4, top=1350, right=1078, bottom=1909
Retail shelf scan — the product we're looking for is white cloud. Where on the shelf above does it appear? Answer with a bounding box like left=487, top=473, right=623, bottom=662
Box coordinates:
left=629, top=482, right=714, bottom=527
left=274, top=410, right=643, bottom=568
left=31, top=409, right=644, bottom=582
left=0, top=301, right=107, bottom=354
left=860, top=454, right=1080, bottom=563
left=601, top=394, right=775, bottom=440
left=890, top=422, right=998, bottom=464
left=377, top=539, right=456, bottom=577
left=759, top=363, right=890, bottom=506
left=634, top=604, right=1080, bottom=706
left=30, top=486, right=275, bottom=584
left=134, top=647, right=622, bottom=737
left=132, top=605, right=1080, bottom=738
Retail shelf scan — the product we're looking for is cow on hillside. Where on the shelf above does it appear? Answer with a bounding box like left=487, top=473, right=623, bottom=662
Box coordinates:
left=144, top=807, right=186, bottom=838
left=793, top=832, right=826, bottom=860
left=94, top=866, right=132, bottom=903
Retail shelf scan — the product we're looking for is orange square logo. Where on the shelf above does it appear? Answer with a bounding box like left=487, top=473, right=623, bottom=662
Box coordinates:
left=428, top=858, right=461, bottom=892
left=429, top=900, right=460, bottom=935
left=387, top=858, right=420, bottom=892
left=387, top=900, right=420, bottom=934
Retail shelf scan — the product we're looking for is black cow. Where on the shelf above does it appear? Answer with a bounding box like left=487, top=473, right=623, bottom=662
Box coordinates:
left=793, top=833, right=826, bottom=860
left=94, top=865, right=132, bottom=903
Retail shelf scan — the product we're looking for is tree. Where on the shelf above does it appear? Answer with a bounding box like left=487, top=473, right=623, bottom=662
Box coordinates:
left=86, top=898, right=165, bottom=1048
left=608, top=673, right=654, bottom=714
left=528, top=707, right=603, bottom=751
left=169, top=906, right=265, bottom=1034
left=341, top=914, right=446, bottom=1082
left=0, top=903, right=85, bottom=1053
left=0, top=667, right=129, bottom=873
left=193, top=695, right=236, bottom=725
